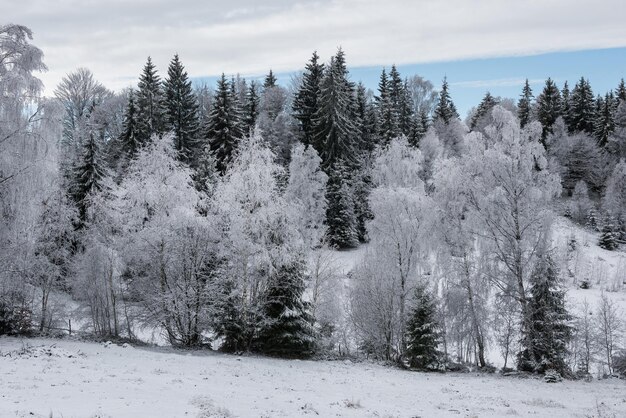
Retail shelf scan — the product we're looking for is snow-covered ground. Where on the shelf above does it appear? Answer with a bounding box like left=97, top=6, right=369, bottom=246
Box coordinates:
left=1, top=337, right=625, bottom=418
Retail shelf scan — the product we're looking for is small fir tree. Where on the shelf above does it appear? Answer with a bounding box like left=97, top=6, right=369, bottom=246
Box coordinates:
left=518, top=254, right=572, bottom=375
left=405, top=281, right=442, bottom=370
left=599, top=216, right=618, bottom=251
left=255, top=257, right=316, bottom=358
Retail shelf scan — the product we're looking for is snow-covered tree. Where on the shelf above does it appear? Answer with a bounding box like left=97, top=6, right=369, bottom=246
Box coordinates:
left=285, top=143, right=328, bottom=248
left=596, top=293, right=624, bottom=375
left=569, top=180, right=593, bottom=224
left=350, top=137, right=433, bottom=361
left=110, top=133, right=217, bottom=346
left=461, top=107, right=561, bottom=344
left=213, top=131, right=310, bottom=353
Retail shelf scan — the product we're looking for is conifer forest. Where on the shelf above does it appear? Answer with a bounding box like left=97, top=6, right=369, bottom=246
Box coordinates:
left=1, top=7, right=626, bottom=417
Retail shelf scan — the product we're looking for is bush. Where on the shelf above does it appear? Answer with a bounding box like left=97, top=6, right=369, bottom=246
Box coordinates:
left=0, top=301, right=32, bottom=336
left=615, top=351, right=626, bottom=378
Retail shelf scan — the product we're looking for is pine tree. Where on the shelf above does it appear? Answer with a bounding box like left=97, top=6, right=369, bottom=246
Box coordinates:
left=136, top=56, right=166, bottom=145
left=255, top=257, right=316, bottom=358
left=293, top=51, right=325, bottom=147
left=388, top=65, right=412, bottom=137
left=470, top=91, right=499, bottom=130
left=616, top=78, right=626, bottom=105
left=375, top=68, right=399, bottom=144
left=518, top=79, right=534, bottom=128
left=72, top=133, right=108, bottom=223
left=163, top=54, right=200, bottom=165
left=263, top=69, right=277, bottom=89
left=433, top=77, right=459, bottom=124
left=518, top=254, right=572, bottom=375
left=599, top=216, right=618, bottom=250
left=594, top=92, right=615, bottom=147
left=119, top=89, right=140, bottom=160
left=405, top=281, right=442, bottom=370
left=536, top=78, right=562, bottom=145
left=409, top=109, right=429, bottom=147
left=561, top=81, right=572, bottom=130
left=325, top=162, right=358, bottom=249
left=570, top=77, right=595, bottom=134
left=205, top=74, right=243, bottom=174
left=213, top=277, right=247, bottom=353
left=311, top=49, right=358, bottom=169
left=355, top=82, right=379, bottom=152
left=243, top=80, right=260, bottom=134
left=586, top=208, right=599, bottom=231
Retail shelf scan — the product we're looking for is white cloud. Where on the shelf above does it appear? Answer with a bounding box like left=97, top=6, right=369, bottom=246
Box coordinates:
left=451, top=78, right=548, bottom=89
left=6, top=0, right=626, bottom=94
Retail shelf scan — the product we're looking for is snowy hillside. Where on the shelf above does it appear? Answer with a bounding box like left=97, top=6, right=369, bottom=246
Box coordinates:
left=1, top=337, right=625, bottom=418
left=552, top=216, right=626, bottom=314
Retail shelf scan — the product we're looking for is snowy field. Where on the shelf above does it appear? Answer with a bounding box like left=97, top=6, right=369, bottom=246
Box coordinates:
left=1, top=337, right=625, bottom=418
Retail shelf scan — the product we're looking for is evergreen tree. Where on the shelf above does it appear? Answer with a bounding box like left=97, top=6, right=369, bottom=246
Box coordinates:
left=409, top=109, right=429, bottom=147
left=388, top=65, right=412, bottom=137
left=325, top=162, right=358, bottom=249
left=135, top=56, right=166, bottom=145
left=72, top=133, right=108, bottom=223
left=213, top=277, right=248, bottom=353
left=518, top=254, right=572, bottom=375
left=399, top=78, right=414, bottom=137
left=255, top=257, right=316, bottom=358
left=118, top=89, right=140, bottom=160
left=569, top=77, right=595, bottom=134
left=561, top=81, right=572, bottom=129
left=536, top=78, right=562, bottom=145
left=433, top=77, right=459, bottom=124
left=470, top=91, right=499, bottom=130
left=293, top=51, right=325, bottom=147
left=205, top=74, right=243, bottom=174
left=355, top=82, right=379, bottom=152
left=616, top=78, right=626, bottom=105
left=375, top=68, right=399, bottom=144
left=599, top=216, right=618, bottom=250
left=263, top=69, right=277, bottom=89
left=243, top=80, right=260, bottom=134
left=594, top=92, right=615, bottom=147
left=518, top=79, right=534, bottom=128
left=163, top=54, right=200, bottom=165
left=311, top=49, right=358, bottom=169
left=405, top=281, right=442, bottom=370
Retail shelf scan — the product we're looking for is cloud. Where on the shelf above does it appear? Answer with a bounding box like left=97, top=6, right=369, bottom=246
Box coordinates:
left=451, top=78, right=548, bottom=89
left=6, top=0, right=626, bottom=94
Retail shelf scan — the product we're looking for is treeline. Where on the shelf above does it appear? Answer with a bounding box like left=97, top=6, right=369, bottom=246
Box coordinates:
left=1, top=24, right=625, bottom=377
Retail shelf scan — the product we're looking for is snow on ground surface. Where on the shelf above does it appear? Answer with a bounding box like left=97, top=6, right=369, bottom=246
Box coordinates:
left=1, top=337, right=625, bottom=418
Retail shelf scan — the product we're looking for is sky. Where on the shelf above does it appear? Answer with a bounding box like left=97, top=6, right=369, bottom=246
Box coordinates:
left=5, top=0, right=626, bottom=116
